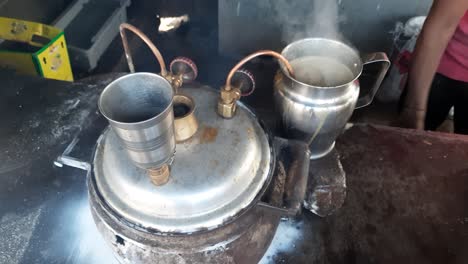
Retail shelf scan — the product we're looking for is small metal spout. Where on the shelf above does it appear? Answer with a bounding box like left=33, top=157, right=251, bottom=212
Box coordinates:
left=173, top=94, right=198, bottom=142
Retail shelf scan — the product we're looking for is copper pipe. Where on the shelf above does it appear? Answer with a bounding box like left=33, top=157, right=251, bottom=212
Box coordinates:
left=225, top=50, right=294, bottom=91
left=119, top=23, right=167, bottom=75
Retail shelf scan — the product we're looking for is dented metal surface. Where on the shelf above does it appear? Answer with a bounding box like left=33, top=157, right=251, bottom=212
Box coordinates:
left=89, top=82, right=310, bottom=263
left=89, top=127, right=310, bottom=263
left=89, top=176, right=280, bottom=264
left=93, top=85, right=274, bottom=233
left=304, top=149, right=346, bottom=217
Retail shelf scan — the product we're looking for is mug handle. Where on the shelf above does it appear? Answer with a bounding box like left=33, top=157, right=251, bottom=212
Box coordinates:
left=355, top=52, right=391, bottom=109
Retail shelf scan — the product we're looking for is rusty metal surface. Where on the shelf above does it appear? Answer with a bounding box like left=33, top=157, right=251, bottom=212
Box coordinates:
left=304, top=148, right=346, bottom=217
left=89, top=172, right=281, bottom=264
left=88, top=128, right=310, bottom=264
left=260, top=137, right=310, bottom=216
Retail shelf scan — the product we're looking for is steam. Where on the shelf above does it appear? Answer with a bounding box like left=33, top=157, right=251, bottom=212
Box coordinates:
left=273, top=0, right=343, bottom=43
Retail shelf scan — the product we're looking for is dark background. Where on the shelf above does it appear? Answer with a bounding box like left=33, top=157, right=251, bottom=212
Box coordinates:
left=0, top=0, right=431, bottom=81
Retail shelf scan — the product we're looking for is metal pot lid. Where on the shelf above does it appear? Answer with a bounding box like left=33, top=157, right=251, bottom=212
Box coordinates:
left=93, top=85, right=273, bottom=233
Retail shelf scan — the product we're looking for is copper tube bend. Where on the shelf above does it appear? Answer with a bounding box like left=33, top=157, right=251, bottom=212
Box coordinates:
left=225, top=50, right=294, bottom=90
left=119, top=23, right=167, bottom=75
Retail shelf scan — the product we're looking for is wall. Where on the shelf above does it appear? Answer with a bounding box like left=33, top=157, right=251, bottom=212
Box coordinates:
left=219, top=0, right=431, bottom=56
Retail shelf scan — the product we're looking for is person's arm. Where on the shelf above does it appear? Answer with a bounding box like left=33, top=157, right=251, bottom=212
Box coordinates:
left=400, top=0, right=468, bottom=129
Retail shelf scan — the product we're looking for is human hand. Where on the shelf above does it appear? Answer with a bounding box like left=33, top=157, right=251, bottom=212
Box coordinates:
left=397, top=107, right=426, bottom=130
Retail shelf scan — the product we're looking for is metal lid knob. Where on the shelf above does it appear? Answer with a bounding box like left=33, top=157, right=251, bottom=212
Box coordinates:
left=170, top=57, right=198, bottom=82
left=231, top=69, right=256, bottom=96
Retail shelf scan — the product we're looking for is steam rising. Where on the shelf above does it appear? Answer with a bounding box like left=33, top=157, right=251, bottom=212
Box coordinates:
left=273, top=0, right=343, bottom=42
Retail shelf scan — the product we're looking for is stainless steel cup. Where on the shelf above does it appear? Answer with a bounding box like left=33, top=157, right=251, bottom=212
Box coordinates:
left=274, top=38, right=390, bottom=159
left=98, top=72, right=175, bottom=169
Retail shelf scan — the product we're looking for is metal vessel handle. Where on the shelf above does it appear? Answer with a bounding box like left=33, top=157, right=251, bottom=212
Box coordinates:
left=258, top=137, right=310, bottom=217
left=356, top=52, right=391, bottom=109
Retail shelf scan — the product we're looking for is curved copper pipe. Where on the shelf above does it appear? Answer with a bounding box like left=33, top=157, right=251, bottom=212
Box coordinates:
left=225, top=50, right=294, bottom=90
left=119, top=23, right=167, bottom=75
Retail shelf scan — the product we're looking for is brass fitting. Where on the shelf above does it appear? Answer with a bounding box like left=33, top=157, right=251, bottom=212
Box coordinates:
left=147, top=164, right=170, bottom=186
left=219, top=50, right=293, bottom=118
left=217, top=86, right=241, bottom=118
left=163, top=72, right=184, bottom=93
left=174, top=94, right=198, bottom=142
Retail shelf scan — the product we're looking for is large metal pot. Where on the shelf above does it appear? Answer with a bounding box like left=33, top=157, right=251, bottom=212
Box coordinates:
left=89, top=82, right=310, bottom=263
left=274, top=38, right=390, bottom=159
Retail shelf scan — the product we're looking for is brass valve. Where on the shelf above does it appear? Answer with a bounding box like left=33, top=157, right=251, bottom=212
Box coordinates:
left=217, top=69, right=255, bottom=118
left=218, top=50, right=293, bottom=119
left=168, top=56, right=198, bottom=92
left=119, top=23, right=197, bottom=92
left=217, top=86, right=241, bottom=118
left=162, top=72, right=184, bottom=93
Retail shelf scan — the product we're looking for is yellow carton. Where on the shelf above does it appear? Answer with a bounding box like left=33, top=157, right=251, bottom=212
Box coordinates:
left=0, top=17, right=73, bottom=81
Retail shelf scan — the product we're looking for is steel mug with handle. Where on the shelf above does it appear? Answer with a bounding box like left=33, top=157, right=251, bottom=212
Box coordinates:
left=274, top=38, right=390, bottom=159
